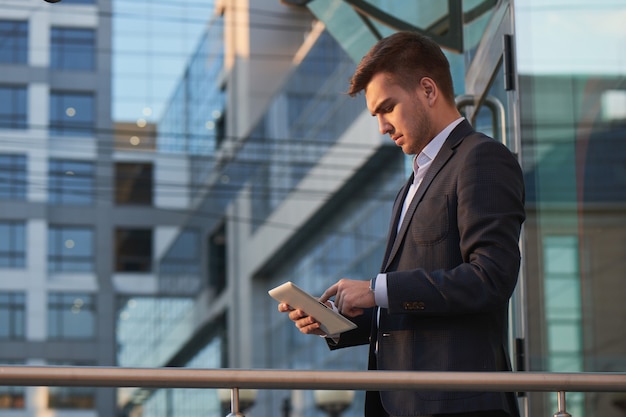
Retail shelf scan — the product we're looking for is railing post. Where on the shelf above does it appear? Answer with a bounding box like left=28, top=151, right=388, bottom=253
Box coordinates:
left=225, top=387, right=245, bottom=417
left=553, top=391, right=572, bottom=417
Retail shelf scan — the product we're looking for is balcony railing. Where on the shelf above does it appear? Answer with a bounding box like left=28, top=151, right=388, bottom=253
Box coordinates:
left=1, top=366, right=625, bottom=417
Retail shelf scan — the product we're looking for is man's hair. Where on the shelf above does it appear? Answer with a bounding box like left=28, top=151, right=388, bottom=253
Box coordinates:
left=348, top=31, right=455, bottom=103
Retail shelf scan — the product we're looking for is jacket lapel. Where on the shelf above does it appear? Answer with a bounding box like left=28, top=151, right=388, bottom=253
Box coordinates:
left=382, top=120, right=474, bottom=272
left=380, top=175, right=413, bottom=271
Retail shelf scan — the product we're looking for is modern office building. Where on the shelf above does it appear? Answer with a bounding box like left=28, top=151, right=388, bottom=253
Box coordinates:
left=0, top=0, right=117, bottom=415
left=1, top=1, right=625, bottom=417
left=0, top=0, right=206, bottom=416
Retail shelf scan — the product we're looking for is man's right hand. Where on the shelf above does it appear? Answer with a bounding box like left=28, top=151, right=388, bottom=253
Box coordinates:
left=277, top=303, right=327, bottom=336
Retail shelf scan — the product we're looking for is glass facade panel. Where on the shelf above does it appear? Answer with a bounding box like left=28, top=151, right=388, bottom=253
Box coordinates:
left=158, top=16, right=225, bottom=157
left=0, top=20, right=27, bottom=64
left=50, top=27, right=96, bottom=71
left=116, top=297, right=195, bottom=367
left=113, top=0, right=214, bottom=122
left=362, top=0, right=449, bottom=31
left=48, top=159, right=94, bottom=205
left=0, top=221, right=26, bottom=268
left=0, top=154, right=26, bottom=200
left=0, top=85, right=27, bottom=129
left=47, top=293, right=95, bottom=339
left=515, top=1, right=626, bottom=416
left=307, top=0, right=379, bottom=63
left=0, top=292, right=26, bottom=339
left=49, top=91, right=95, bottom=137
left=47, top=226, right=94, bottom=272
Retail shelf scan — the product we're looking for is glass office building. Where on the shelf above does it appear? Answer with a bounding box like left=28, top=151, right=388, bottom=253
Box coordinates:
left=1, top=1, right=624, bottom=417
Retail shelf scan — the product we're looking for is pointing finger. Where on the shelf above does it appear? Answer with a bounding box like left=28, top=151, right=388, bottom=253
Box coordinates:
left=319, top=283, right=339, bottom=303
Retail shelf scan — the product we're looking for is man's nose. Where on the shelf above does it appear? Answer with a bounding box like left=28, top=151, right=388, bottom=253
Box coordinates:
left=378, top=116, right=392, bottom=135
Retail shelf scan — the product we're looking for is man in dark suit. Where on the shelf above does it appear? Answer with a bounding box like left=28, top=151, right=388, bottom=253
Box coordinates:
left=278, top=31, right=525, bottom=417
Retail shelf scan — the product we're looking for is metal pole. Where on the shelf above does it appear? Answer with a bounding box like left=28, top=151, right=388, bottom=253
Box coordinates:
left=225, top=387, right=245, bottom=417
left=553, top=391, right=572, bottom=417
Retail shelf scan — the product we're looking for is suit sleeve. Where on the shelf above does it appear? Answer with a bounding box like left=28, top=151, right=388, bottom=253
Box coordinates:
left=326, top=307, right=373, bottom=350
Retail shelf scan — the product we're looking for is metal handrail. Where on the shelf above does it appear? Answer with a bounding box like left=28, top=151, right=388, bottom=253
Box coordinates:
left=1, top=367, right=625, bottom=416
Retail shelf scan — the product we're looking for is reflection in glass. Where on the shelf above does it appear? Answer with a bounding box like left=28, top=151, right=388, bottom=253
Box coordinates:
left=48, top=226, right=94, bottom=272
left=47, top=293, right=95, bottom=339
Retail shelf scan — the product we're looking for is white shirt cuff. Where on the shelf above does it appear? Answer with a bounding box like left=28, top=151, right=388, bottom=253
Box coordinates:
left=374, top=273, right=388, bottom=308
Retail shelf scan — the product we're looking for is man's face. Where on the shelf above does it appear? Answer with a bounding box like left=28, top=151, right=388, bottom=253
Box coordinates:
left=365, top=72, right=434, bottom=155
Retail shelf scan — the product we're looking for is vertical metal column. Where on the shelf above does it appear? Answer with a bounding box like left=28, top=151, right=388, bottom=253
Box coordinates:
left=225, top=387, right=245, bottom=417
left=553, top=391, right=572, bottom=417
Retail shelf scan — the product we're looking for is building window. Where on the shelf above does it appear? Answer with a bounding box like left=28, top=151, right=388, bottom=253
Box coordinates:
left=49, top=91, right=94, bottom=137
left=0, top=154, right=27, bottom=200
left=0, top=361, right=25, bottom=409
left=0, top=85, right=27, bottom=129
left=0, top=221, right=26, bottom=268
left=48, top=226, right=94, bottom=272
left=0, top=292, right=25, bottom=340
left=0, top=20, right=27, bottom=64
left=47, top=293, right=95, bottom=339
left=115, top=228, right=152, bottom=272
left=49, top=159, right=94, bottom=205
left=208, top=222, right=226, bottom=295
left=51, top=27, right=95, bottom=71
left=115, top=162, right=153, bottom=205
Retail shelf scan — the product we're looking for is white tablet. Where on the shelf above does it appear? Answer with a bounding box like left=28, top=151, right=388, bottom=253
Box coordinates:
left=269, top=281, right=357, bottom=336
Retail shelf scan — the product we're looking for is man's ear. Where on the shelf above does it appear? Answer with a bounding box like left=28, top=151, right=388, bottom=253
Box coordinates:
left=420, top=77, right=437, bottom=105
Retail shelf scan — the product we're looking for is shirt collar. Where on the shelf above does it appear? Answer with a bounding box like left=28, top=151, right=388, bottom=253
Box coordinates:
left=413, top=117, right=464, bottom=176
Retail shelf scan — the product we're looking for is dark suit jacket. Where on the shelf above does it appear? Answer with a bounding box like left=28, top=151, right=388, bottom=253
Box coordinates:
left=332, top=120, right=525, bottom=417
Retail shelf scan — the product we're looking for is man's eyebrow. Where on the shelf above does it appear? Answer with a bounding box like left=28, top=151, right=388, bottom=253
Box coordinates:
left=371, top=98, right=392, bottom=116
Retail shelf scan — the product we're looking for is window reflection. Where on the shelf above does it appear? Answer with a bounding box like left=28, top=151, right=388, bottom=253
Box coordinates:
left=49, top=92, right=95, bottom=137
left=50, top=27, right=95, bottom=71
left=0, top=86, right=27, bottom=129
left=47, top=293, right=95, bottom=339
left=0, top=154, right=26, bottom=200
left=0, top=292, right=26, bottom=339
left=49, top=159, right=94, bottom=205
left=48, top=226, right=94, bottom=272
left=0, top=20, right=27, bottom=64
